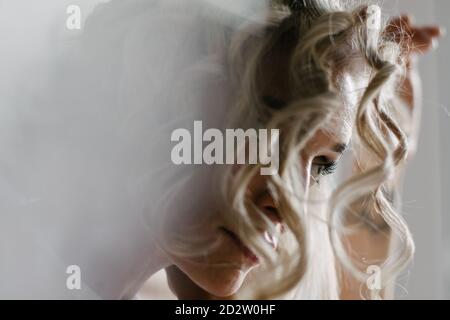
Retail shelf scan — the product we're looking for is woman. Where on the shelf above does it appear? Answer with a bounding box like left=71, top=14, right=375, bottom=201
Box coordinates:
left=145, top=1, right=442, bottom=299
left=0, top=0, right=441, bottom=299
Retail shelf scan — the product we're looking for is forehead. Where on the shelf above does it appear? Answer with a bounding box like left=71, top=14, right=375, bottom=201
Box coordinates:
left=325, top=69, right=366, bottom=141
left=259, top=45, right=369, bottom=144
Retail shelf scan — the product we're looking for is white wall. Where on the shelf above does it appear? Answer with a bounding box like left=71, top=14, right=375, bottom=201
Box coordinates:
left=386, top=0, right=449, bottom=299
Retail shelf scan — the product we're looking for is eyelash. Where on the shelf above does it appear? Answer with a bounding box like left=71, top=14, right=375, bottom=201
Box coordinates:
left=318, top=162, right=338, bottom=176
left=262, top=95, right=286, bottom=110
left=313, top=158, right=338, bottom=176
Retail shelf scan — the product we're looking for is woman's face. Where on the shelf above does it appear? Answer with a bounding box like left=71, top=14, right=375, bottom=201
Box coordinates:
left=165, top=47, right=368, bottom=297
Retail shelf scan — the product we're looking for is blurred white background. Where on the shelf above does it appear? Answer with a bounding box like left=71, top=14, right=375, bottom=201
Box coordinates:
left=383, top=0, right=450, bottom=299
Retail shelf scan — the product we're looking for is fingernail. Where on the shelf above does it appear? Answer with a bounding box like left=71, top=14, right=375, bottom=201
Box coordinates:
left=432, top=38, right=439, bottom=49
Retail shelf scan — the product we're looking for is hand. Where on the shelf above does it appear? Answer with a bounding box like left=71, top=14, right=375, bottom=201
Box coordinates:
left=386, top=15, right=443, bottom=107
left=386, top=15, right=443, bottom=69
left=385, top=15, right=444, bottom=156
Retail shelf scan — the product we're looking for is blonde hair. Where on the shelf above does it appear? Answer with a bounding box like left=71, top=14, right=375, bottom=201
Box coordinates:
left=160, top=0, right=414, bottom=299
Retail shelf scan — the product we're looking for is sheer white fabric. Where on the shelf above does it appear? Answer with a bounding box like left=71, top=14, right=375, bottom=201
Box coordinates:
left=0, top=0, right=267, bottom=299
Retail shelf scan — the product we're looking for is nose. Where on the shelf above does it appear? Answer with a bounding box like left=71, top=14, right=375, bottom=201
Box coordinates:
left=255, top=191, right=283, bottom=233
left=253, top=157, right=313, bottom=238
left=300, top=155, right=313, bottom=195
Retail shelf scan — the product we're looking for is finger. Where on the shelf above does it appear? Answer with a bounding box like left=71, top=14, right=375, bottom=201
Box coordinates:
left=387, top=16, right=408, bottom=31
left=400, top=14, right=413, bottom=26
left=411, top=28, right=432, bottom=43
left=390, top=14, right=412, bottom=24
left=386, top=15, right=413, bottom=37
left=421, top=26, right=444, bottom=38
left=394, top=14, right=413, bottom=28
left=410, top=30, right=436, bottom=53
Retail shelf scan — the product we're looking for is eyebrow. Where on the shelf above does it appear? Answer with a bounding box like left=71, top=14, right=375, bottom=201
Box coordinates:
left=333, top=143, right=348, bottom=154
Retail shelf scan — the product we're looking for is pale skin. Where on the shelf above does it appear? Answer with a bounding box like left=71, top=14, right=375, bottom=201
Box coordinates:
left=143, top=16, right=443, bottom=300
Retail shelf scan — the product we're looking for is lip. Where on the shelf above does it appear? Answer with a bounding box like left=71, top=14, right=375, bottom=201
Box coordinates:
left=219, top=227, right=260, bottom=265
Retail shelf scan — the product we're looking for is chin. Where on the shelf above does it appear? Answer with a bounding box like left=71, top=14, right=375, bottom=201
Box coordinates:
left=174, top=260, right=253, bottom=298
left=199, top=267, right=248, bottom=297
left=169, top=229, right=258, bottom=297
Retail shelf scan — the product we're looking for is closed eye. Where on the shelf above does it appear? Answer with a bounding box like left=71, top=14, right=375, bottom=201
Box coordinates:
left=312, top=156, right=339, bottom=177
left=262, top=95, right=287, bottom=110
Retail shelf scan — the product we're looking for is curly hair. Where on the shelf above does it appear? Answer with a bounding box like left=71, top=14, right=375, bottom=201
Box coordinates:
left=160, top=0, right=414, bottom=299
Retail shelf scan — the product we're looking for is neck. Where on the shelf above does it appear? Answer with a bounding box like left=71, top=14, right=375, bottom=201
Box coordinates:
left=120, top=236, right=172, bottom=299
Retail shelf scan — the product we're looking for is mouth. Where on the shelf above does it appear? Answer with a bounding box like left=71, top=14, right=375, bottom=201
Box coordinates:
left=219, top=227, right=260, bottom=265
